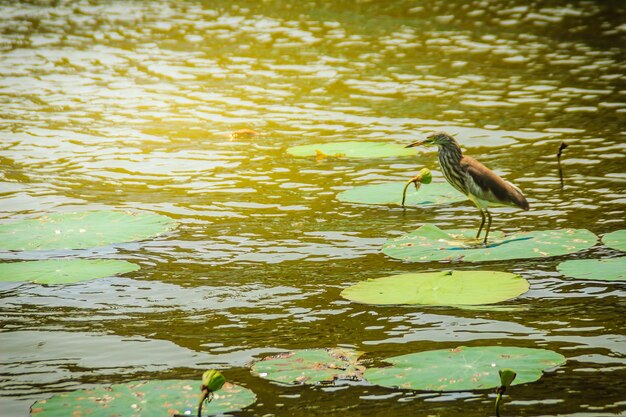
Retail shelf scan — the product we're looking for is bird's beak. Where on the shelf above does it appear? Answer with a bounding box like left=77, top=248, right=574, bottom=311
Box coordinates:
left=405, top=139, right=428, bottom=148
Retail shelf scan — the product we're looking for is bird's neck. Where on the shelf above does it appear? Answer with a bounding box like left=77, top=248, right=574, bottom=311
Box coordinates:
left=436, top=142, right=466, bottom=195
left=438, top=142, right=463, bottom=162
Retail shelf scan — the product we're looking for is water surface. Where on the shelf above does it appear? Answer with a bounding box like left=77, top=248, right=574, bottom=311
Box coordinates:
left=1, top=1, right=625, bottom=416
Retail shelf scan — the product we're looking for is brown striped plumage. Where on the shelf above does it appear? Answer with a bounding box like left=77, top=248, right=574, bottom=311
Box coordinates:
left=406, top=132, right=529, bottom=243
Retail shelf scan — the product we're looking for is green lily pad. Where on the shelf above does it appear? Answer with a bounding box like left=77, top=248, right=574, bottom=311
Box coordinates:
left=0, top=211, right=176, bottom=251
left=336, top=182, right=466, bottom=206
left=602, top=230, right=626, bottom=252
left=382, top=224, right=596, bottom=262
left=0, top=259, right=139, bottom=285
left=557, top=258, right=626, bottom=281
left=286, top=141, right=416, bottom=159
left=364, top=346, right=565, bottom=392
left=341, top=270, right=529, bottom=306
left=30, top=380, right=256, bottom=417
left=251, top=348, right=364, bottom=385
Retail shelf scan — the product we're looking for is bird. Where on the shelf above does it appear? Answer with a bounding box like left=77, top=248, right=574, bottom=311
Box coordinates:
left=405, top=131, right=529, bottom=244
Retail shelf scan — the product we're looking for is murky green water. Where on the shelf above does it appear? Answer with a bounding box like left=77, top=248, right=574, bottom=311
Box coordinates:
left=1, top=1, right=625, bottom=416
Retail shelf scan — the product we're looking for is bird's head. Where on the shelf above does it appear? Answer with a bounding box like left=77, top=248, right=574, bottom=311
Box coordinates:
left=405, top=131, right=457, bottom=148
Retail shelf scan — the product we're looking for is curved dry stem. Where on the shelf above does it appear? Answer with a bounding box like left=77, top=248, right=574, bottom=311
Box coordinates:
left=557, top=141, right=568, bottom=189
left=401, top=178, right=421, bottom=207
left=401, top=180, right=412, bottom=207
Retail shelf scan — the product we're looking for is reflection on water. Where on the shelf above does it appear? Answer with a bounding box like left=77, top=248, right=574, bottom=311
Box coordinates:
left=1, top=0, right=625, bottom=416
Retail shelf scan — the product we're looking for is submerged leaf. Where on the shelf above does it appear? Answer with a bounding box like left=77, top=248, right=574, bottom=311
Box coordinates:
left=602, top=230, right=626, bottom=252
left=251, top=348, right=364, bottom=385
left=286, top=141, right=416, bottom=159
left=341, top=270, right=529, bottom=306
left=337, top=182, right=465, bottom=206
left=557, top=258, right=626, bottom=281
left=30, top=380, right=256, bottom=417
left=0, top=211, right=176, bottom=251
left=382, top=224, right=596, bottom=262
left=364, top=346, right=565, bottom=392
left=0, top=259, right=139, bottom=285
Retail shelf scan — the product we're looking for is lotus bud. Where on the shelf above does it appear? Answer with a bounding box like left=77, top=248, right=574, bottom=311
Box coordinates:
left=202, top=370, right=226, bottom=392
left=498, top=368, right=517, bottom=388
left=418, top=168, right=432, bottom=184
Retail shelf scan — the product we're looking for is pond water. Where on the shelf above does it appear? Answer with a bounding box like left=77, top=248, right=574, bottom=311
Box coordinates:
left=1, top=0, right=625, bottom=416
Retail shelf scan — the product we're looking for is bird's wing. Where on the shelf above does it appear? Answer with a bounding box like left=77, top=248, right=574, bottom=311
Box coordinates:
left=461, top=156, right=529, bottom=210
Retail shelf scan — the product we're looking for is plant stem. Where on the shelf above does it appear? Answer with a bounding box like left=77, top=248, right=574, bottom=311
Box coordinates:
left=557, top=141, right=568, bottom=189
left=495, top=391, right=502, bottom=417
left=197, top=387, right=209, bottom=417
left=401, top=178, right=420, bottom=207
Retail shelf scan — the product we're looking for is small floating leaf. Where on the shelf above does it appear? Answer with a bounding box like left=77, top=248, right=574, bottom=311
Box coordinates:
left=557, top=258, right=626, bottom=281
left=0, top=259, right=139, bottom=285
left=337, top=182, right=465, bottom=206
left=229, top=129, right=259, bottom=139
left=341, top=270, right=529, bottom=306
left=251, top=348, right=364, bottom=385
left=364, top=346, right=565, bottom=392
left=382, top=224, right=597, bottom=262
left=0, top=211, right=176, bottom=251
left=602, top=230, right=626, bottom=252
left=30, top=380, right=256, bottom=417
left=286, top=141, right=416, bottom=159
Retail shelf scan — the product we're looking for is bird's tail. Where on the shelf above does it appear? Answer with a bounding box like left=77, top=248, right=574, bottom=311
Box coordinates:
left=506, top=181, right=530, bottom=210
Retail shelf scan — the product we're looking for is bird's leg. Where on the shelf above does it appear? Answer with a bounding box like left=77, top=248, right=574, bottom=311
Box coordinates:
left=476, top=209, right=486, bottom=239
left=483, top=210, right=493, bottom=244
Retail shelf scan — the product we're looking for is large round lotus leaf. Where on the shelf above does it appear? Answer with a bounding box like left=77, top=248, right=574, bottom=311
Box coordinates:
left=602, top=230, right=626, bottom=252
left=286, top=141, right=416, bottom=159
left=341, top=270, right=529, bottom=306
left=364, top=346, right=565, bottom=392
left=382, top=224, right=597, bottom=262
left=336, top=182, right=466, bottom=207
left=0, top=211, right=176, bottom=251
left=30, top=380, right=256, bottom=417
left=0, top=259, right=139, bottom=285
left=557, top=258, right=626, bottom=281
left=251, top=348, right=364, bottom=385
